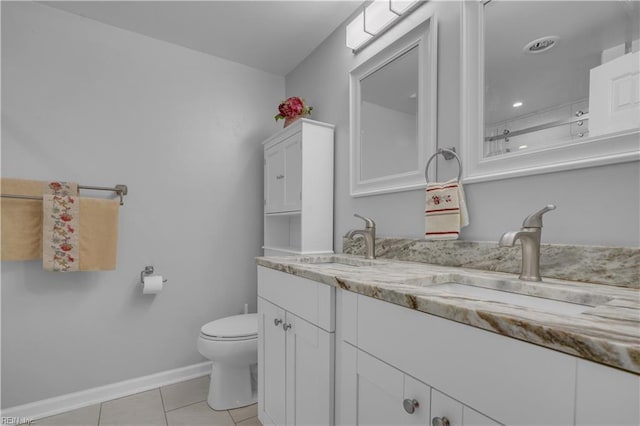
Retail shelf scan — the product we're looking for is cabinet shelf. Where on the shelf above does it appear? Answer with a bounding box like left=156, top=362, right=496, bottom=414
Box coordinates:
left=262, top=246, right=334, bottom=256
left=264, top=210, right=301, bottom=217
left=262, top=246, right=302, bottom=255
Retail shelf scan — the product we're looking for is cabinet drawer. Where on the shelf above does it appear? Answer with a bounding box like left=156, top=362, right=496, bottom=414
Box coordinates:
left=356, top=295, right=576, bottom=425
left=258, top=266, right=335, bottom=331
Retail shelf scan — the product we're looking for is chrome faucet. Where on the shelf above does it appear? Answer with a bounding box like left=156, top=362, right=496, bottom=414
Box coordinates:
left=344, top=214, right=376, bottom=259
left=498, top=205, right=556, bottom=282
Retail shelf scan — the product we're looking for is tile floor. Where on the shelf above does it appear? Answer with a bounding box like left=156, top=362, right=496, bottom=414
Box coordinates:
left=33, top=376, right=261, bottom=426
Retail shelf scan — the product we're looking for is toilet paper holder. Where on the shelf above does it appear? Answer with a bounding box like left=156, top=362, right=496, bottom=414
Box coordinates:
left=140, top=266, right=168, bottom=284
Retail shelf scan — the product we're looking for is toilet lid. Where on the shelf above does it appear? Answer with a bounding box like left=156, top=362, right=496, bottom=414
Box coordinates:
left=201, top=313, right=257, bottom=339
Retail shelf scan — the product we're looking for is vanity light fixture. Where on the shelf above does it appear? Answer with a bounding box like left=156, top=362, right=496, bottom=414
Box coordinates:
left=513, top=101, right=523, bottom=108
left=346, top=0, right=423, bottom=53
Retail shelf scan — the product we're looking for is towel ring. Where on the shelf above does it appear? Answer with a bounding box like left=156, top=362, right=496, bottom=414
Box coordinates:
left=424, top=148, right=463, bottom=183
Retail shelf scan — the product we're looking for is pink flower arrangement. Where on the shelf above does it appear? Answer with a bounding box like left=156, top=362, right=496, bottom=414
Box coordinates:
left=274, top=96, right=313, bottom=122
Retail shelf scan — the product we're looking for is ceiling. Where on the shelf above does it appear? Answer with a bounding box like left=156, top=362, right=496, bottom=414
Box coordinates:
left=484, top=0, right=640, bottom=124
left=43, top=1, right=364, bottom=76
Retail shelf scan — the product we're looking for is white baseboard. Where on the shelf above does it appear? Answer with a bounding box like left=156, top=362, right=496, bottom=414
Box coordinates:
left=1, top=361, right=212, bottom=421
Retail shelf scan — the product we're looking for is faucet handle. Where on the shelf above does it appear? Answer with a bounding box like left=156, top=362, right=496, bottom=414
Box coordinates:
left=354, top=213, right=376, bottom=229
left=522, top=204, right=556, bottom=228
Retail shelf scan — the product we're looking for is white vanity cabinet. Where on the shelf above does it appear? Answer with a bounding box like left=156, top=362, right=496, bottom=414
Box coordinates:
left=257, top=266, right=335, bottom=426
left=340, top=342, right=431, bottom=426
left=339, top=339, right=501, bottom=426
left=336, top=290, right=573, bottom=426
left=262, top=119, right=334, bottom=256
left=335, top=289, right=640, bottom=426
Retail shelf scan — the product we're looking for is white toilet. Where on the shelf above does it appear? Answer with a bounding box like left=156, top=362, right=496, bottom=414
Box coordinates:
left=197, top=313, right=258, bottom=410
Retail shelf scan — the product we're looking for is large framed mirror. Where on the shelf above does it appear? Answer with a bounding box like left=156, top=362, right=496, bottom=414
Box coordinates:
left=350, top=18, right=437, bottom=197
left=462, top=0, right=640, bottom=183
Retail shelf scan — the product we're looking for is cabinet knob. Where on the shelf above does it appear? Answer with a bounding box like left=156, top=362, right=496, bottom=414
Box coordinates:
left=403, top=398, right=419, bottom=414
left=283, top=323, right=292, bottom=331
left=276, top=174, right=285, bottom=180
left=273, top=318, right=283, bottom=326
left=432, top=416, right=450, bottom=426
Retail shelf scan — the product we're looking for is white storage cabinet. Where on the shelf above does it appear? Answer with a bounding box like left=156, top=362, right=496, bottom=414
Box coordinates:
left=257, top=266, right=336, bottom=426
left=262, top=119, right=334, bottom=256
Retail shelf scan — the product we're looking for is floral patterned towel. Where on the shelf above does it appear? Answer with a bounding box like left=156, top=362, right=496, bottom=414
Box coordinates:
left=42, top=181, right=79, bottom=271
left=424, top=181, right=469, bottom=240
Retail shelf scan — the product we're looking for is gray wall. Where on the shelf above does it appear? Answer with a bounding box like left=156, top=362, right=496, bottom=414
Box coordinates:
left=1, top=2, right=284, bottom=408
left=285, top=2, right=640, bottom=249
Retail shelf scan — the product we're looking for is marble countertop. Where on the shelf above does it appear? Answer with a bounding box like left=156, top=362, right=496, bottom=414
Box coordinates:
left=256, top=254, right=640, bottom=374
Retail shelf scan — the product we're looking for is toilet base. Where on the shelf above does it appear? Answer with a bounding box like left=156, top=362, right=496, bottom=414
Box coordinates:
left=207, top=362, right=257, bottom=410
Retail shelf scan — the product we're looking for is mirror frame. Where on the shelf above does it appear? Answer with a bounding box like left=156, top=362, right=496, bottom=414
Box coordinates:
left=461, top=0, right=640, bottom=184
left=349, top=17, right=437, bottom=197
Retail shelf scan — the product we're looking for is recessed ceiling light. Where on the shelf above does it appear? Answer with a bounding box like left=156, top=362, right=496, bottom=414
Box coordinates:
left=523, top=36, right=559, bottom=54
left=519, top=145, right=528, bottom=150
left=513, top=102, right=523, bottom=108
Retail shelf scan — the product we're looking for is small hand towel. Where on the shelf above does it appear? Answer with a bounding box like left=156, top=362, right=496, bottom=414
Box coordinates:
left=42, top=181, right=80, bottom=271
left=78, top=197, right=119, bottom=271
left=425, top=180, right=469, bottom=240
left=1, top=178, right=43, bottom=260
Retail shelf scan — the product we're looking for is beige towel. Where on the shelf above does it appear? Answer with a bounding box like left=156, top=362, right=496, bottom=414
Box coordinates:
left=1, top=178, right=43, bottom=260
left=1, top=178, right=120, bottom=270
left=425, top=180, right=469, bottom=240
left=79, top=198, right=119, bottom=271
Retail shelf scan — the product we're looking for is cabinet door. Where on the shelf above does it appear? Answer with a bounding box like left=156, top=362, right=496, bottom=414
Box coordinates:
left=258, top=298, right=286, bottom=426
left=463, top=407, right=502, bottom=426
left=431, top=389, right=463, bottom=426
left=575, top=359, right=640, bottom=425
left=284, top=312, right=334, bottom=426
left=341, top=346, right=430, bottom=426
left=264, top=145, right=284, bottom=213
left=431, top=390, right=501, bottom=426
left=281, top=134, right=302, bottom=212
left=589, top=51, right=640, bottom=136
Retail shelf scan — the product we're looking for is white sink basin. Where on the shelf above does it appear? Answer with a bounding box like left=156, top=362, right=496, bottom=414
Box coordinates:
left=431, top=282, right=591, bottom=315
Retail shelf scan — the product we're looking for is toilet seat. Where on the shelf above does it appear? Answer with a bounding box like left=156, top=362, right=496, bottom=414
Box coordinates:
left=199, top=333, right=257, bottom=342
left=200, top=313, right=257, bottom=341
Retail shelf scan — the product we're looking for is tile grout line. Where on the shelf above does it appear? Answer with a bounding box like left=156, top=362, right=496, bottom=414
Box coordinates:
left=97, top=401, right=103, bottom=426
left=158, top=387, right=169, bottom=426
left=163, top=398, right=207, bottom=414
left=230, top=405, right=259, bottom=425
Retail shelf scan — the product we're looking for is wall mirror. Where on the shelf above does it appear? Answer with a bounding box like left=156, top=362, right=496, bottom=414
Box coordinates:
left=350, top=18, right=437, bottom=197
left=462, top=0, right=640, bottom=183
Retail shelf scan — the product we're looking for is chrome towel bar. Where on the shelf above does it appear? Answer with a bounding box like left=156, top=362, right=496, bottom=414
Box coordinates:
left=1, top=184, right=128, bottom=205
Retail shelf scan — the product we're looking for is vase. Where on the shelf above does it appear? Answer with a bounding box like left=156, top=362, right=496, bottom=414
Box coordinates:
left=283, top=115, right=302, bottom=128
